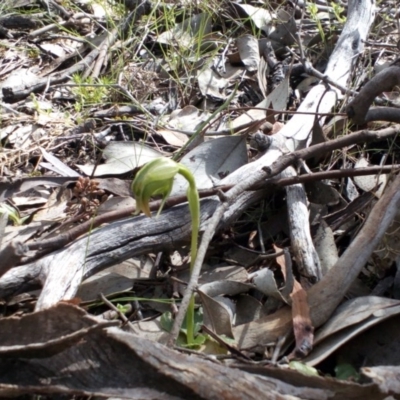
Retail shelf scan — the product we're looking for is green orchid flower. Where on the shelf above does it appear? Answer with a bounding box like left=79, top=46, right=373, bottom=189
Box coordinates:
left=131, top=157, right=200, bottom=345
left=132, top=158, right=180, bottom=217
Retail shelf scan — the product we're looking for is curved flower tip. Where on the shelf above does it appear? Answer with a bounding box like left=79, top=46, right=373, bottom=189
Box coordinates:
left=131, top=157, right=180, bottom=217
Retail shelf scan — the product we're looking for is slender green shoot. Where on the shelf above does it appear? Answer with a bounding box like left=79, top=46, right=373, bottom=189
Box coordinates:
left=131, top=157, right=200, bottom=344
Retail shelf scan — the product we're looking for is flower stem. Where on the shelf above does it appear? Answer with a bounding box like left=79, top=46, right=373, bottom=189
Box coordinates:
left=178, top=166, right=200, bottom=344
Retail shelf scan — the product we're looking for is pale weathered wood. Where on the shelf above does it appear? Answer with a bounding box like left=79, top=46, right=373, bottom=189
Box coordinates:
left=282, top=166, right=322, bottom=279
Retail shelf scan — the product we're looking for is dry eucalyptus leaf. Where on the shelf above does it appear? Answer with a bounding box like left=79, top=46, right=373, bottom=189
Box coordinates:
left=129, top=317, right=170, bottom=343
left=354, top=157, right=387, bottom=197
left=198, top=64, right=229, bottom=99
left=213, top=62, right=245, bottom=80
left=104, top=257, right=152, bottom=279
left=77, top=272, right=133, bottom=302
left=77, top=141, right=162, bottom=176
left=167, top=105, right=212, bottom=132
left=3, top=221, right=53, bottom=247
left=314, top=220, right=339, bottom=276
left=12, top=187, right=50, bottom=207
left=0, top=68, right=39, bottom=102
left=230, top=98, right=269, bottom=128
left=199, top=265, right=249, bottom=283
left=236, top=34, right=260, bottom=72
left=97, top=196, right=135, bottom=215
left=234, top=294, right=263, bottom=326
left=303, top=297, right=400, bottom=366
left=199, top=291, right=235, bottom=337
left=345, top=176, right=359, bottom=201
left=336, top=314, right=400, bottom=367
left=0, top=176, right=75, bottom=202
left=268, top=10, right=297, bottom=47
left=266, top=73, right=289, bottom=114
left=157, top=128, right=189, bottom=147
left=305, top=181, right=341, bottom=206
left=274, top=245, right=313, bottom=357
left=156, top=13, right=212, bottom=51
left=32, top=186, right=71, bottom=222
left=199, top=280, right=252, bottom=298
left=250, top=267, right=288, bottom=303
left=231, top=74, right=289, bottom=129
left=177, top=265, right=248, bottom=297
left=232, top=3, right=273, bottom=34
left=171, top=135, right=248, bottom=195
left=233, top=306, right=293, bottom=350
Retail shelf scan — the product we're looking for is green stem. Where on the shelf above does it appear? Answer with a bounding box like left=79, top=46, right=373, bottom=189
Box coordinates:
left=178, top=166, right=200, bottom=344
left=131, top=157, right=200, bottom=345
left=186, top=295, right=196, bottom=344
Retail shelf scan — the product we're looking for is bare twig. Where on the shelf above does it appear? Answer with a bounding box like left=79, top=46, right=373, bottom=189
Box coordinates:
left=99, top=293, right=136, bottom=332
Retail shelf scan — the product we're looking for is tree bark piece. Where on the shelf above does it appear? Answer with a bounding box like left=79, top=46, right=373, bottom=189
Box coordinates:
left=0, top=303, right=346, bottom=400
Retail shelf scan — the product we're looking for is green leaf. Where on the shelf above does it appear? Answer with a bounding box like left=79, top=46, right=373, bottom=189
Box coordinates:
left=160, top=311, right=174, bottom=333
left=181, top=307, right=204, bottom=335
left=335, top=363, right=360, bottom=381
left=184, top=333, right=207, bottom=348
left=289, top=361, right=319, bottom=377
left=116, top=303, right=131, bottom=314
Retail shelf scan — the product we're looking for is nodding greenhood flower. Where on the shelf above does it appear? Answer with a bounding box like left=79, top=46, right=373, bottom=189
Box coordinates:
left=132, top=157, right=200, bottom=345
left=132, top=158, right=180, bottom=217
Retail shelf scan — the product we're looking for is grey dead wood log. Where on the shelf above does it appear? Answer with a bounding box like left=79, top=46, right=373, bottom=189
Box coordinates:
left=281, top=0, right=375, bottom=142
left=0, top=316, right=345, bottom=400
left=0, top=190, right=266, bottom=309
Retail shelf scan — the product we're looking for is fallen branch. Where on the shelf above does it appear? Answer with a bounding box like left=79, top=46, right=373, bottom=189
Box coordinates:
left=276, top=0, right=375, bottom=141
left=1, top=303, right=389, bottom=399
left=347, top=62, right=400, bottom=124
